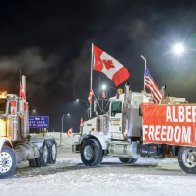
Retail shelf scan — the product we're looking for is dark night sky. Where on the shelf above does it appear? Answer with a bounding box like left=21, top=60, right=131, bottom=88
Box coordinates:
left=0, top=0, right=196, bottom=131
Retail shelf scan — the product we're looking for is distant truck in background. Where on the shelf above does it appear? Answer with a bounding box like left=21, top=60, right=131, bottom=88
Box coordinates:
left=0, top=75, right=57, bottom=178
left=72, top=83, right=196, bottom=174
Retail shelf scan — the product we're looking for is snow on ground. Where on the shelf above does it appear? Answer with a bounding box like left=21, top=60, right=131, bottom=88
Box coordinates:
left=0, top=147, right=196, bottom=196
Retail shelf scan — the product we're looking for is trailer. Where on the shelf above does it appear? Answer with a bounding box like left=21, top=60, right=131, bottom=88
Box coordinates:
left=72, top=83, right=196, bottom=174
left=0, top=76, right=57, bottom=178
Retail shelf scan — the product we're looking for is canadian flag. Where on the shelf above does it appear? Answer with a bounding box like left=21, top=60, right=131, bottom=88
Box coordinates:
left=102, top=91, right=107, bottom=99
left=93, top=45, right=130, bottom=86
left=88, top=89, right=94, bottom=103
left=20, top=82, right=27, bottom=111
left=20, top=82, right=26, bottom=100
left=80, top=117, right=84, bottom=127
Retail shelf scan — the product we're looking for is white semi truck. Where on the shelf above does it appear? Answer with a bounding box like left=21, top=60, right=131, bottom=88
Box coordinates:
left=0, top=76, right=57, bottom=178
left=72, top=83, right=196, bottom=174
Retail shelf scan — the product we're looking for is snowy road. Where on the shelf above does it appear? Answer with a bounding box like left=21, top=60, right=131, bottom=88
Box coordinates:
left=0, top=147, right=196, bottom=196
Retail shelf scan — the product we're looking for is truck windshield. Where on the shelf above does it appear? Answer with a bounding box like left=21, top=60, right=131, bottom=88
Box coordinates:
left=111, top=101, right=122, bottom=116
left=0, top=99, right=7, bottom=114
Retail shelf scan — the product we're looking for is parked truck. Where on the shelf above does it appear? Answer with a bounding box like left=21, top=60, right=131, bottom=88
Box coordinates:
left=72, top=83, right=196, bottom=174
left=0, top=76, right=57, bottom=178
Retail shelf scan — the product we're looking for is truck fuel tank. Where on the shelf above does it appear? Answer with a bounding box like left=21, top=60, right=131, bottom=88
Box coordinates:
left=108, top=141, right=140, bottom=158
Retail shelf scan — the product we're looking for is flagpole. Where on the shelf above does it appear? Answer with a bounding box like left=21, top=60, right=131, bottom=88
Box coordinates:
left=90, top=42, right=94, bottom=118
left=19, top=69, right=22, bottom=97
left=20, top=69, right=22, bottom=82
left=140, top=55, right=146, bottom=91
left=98, top=76, right=100, bottom=100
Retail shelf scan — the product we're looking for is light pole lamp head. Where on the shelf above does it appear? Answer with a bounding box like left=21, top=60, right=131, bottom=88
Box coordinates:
left=32, top=109, right=37, bottom=115
left=140, top=55, right=146, bottom=61
left=101, top=84, right=107, bottom=90
left=172, top=42, right=185, bottom=56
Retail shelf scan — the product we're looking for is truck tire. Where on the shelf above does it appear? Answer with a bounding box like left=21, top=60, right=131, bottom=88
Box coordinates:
left=81, top=139, right=103, bottom=166
left=119, top=158, right=138, bottom=163
left=35, top=141, right=49, bottom=167
left=48, top=139, right=57, bottom=164
left=35, top=155, right=42, bottom=167
left=29, top=159, right=37, bottom=167
left=178, top=146, right=196, bottom=174
left=0, top=146, right=17, bottom=179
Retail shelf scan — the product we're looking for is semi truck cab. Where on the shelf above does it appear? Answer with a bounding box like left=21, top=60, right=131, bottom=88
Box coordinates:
left=0, top=76, right=57, bottom=179
left=72, top=84, right=196, bottom=174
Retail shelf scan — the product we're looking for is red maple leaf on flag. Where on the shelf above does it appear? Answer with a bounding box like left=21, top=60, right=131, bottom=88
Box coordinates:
left=93, top=45, right=130, bottom=86
left=103, top=60, right=115, bottom=70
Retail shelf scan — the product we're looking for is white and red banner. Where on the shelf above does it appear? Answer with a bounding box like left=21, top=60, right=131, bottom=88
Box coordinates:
left=142, top=103, right=196, bottom=147
left=93, top=45, right=130, bottom=86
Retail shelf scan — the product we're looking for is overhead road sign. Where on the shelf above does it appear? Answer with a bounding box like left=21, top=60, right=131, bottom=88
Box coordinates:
left=29, top=116, right=49, bottom=128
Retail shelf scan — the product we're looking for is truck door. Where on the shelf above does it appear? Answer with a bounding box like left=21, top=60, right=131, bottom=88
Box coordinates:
left=109, top=100, right=123, bottom=139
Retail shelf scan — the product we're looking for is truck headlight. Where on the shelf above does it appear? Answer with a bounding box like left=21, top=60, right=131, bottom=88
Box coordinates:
left=0, top=119, right=6, bottom=137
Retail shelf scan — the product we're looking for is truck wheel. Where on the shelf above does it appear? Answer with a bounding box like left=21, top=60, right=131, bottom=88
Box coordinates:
left=29, top=159, right=37, bottom=167
left=178, top=146, right=196, bottom=174
left=119, top=158, right=138, bottom=163
left=81, top=139, right=103, bottom=166
left=0, top=146, right=17, bottom=179
left=48, top=140, right=57, bottom=164
left=42, top=141, right=49, bottom=166
left=35, top=156, right=42, bottom=167
left=35, top=141, right=49, bottom=167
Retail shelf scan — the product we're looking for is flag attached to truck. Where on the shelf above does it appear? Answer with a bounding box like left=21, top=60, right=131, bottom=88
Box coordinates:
left=142, top=103, right=196, bottom=147
left=93, top=44, right=130, bottom=86
left=144, top=68, right=162, bottom=104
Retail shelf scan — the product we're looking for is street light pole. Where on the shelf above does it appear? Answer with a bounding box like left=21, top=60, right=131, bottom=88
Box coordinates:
left=61, top=115, right=64, bottom=134
left=140, top=55, right=147, bottom=92
left=60, top=113, right=70, bottom=146
left=60, top=114, right=64, bottom=146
